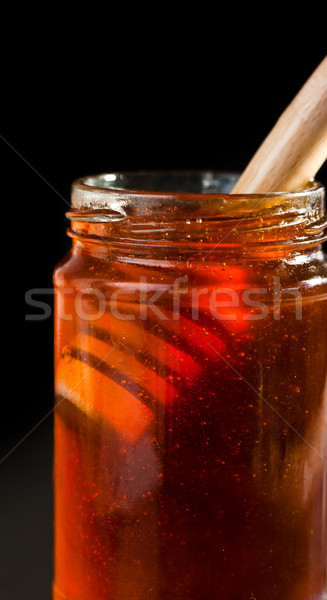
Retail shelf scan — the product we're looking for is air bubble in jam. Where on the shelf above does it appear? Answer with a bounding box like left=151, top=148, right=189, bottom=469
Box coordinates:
left=61, top=344, right=72, bottom=362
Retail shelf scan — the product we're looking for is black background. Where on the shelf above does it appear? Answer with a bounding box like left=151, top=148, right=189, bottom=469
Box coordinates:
left=1, top=24, right=326, bottom=599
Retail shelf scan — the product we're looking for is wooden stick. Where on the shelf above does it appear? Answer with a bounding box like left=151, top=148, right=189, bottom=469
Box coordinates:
left=232, top=56, right=327, bottom=194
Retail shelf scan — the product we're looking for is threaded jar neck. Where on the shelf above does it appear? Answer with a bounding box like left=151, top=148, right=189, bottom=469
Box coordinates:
left=67, top=172, right=327, bottom=258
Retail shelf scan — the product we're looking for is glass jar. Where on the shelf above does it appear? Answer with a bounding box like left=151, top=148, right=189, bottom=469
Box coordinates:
left=53, top=172, right=327, bottom=600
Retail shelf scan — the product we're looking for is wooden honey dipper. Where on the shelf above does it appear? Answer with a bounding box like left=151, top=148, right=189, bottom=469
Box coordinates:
left=232, top=56, right=327, bottom=194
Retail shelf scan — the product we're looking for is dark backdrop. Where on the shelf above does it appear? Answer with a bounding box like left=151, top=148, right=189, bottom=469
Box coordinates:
left=1, top=30, right=326, bottom=599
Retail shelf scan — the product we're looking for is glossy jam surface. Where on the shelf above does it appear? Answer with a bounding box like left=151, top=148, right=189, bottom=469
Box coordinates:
left=53, top=237, right=327, bottom=600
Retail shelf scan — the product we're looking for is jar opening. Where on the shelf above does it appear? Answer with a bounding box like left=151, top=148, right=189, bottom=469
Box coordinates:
left=79, top=171, right=239, bottom=196
left=72, top=170, right=323, bottom=206
left=68, top=171, right=327, bottom=255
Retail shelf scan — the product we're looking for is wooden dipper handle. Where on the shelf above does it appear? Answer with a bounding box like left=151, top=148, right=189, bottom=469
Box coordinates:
left=232, top=56, right=327, bottom=194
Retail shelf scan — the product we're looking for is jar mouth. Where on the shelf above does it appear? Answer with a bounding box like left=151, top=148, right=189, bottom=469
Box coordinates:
left=68, top=171, right=327, bottom=254
left=70, top=170, right=325, bottom=222
left=77, top=171, right=240, bottom=197
left=72, top=170, right=323, bottom=204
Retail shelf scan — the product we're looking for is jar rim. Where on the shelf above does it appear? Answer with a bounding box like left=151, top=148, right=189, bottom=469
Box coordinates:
left=68, top=171, right=327, bottom=252
left=72, top=170, right=324, bottom=204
